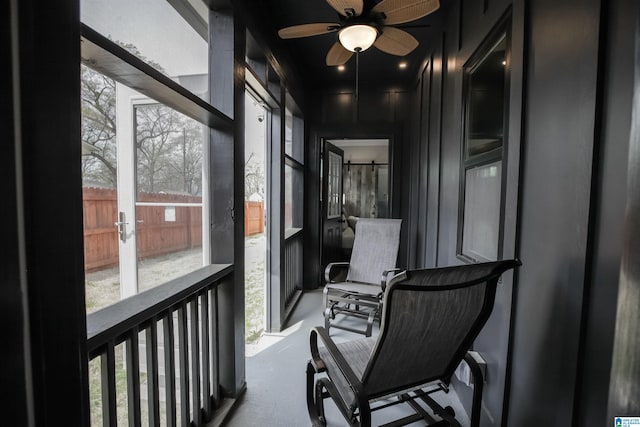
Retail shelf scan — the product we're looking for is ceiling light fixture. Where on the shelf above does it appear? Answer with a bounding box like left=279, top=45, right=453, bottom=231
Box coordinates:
left=337, top=65, right=346, bottom=72
left=399, top=62, right=408, bottom=69
left=338, top=25, right=377, bottom=52
left=337, top=24, right=377, bottom=101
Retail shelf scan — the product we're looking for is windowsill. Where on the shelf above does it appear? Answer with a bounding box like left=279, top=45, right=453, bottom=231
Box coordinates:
left=284, top=227, right=303, bottom=240
left=86, top=263, right=233, bottom=353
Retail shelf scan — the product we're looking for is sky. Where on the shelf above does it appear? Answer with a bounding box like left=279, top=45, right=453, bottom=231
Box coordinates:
left=81, top=0, right=208, bottom=77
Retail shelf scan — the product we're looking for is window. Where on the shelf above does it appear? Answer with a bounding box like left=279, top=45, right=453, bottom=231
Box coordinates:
left=81, top=2, right=237, bottom=424
left=285, top=165, right=304, bottom=230
left=81, top=0, right=215, bottom=313
left=458, top=28, right=509, bottom=262
left=285, top=92, right=304, bottom=163
left=284, top=92, right=304, bottom=231
left=81, top=68, right=210, bottom=312
left=134, top=102, right=208, bottom=292
left=81, top=0, right=209, bottom=100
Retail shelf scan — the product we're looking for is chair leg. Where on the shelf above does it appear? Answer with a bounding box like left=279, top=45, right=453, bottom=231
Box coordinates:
left=315, top=379, right=328, bottom=426
left=323, top=287, right=333, bottom=334
left=365, top=308, right=376, bottom=337
left=306, top=361, right=326, bottom=427
left=324, top=307, right=332, bottom=333
left=322, top=286, right=330, bottom=312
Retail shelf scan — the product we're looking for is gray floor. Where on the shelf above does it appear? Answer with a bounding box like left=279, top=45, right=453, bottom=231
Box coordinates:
left=223, top=289, right=470, bottom=427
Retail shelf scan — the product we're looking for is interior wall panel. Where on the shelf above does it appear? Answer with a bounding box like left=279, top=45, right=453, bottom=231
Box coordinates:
left=426, top=36, right=445, bottom=269
left=302, top=0, right=633, bottom=424
left=358, top=91, right=392, bottom=122
left=437, top=0, right=466, bottom=268
left=3, top=2, right=32, bottom=423
left=323, top=92, right=356, bottom=123
left=305, top=87, right=413, bottom=284
left=11, top=1, right=90, bottom=424
left=607, top=2, right=640, bottom=417
left=507, top=0, right=602, bottom=424
left=405, top=83, right=422, bottom=269
left=577, top=0, right=634, bottom=424
left=416, top=60, right=432, bottom=268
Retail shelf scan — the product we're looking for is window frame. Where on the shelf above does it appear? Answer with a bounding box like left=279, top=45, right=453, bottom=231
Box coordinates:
left=80, top=3, right=232, bottom=311
left=457, top=15, right=512, bottom=263
left=284, top=92, right=305, bottom=231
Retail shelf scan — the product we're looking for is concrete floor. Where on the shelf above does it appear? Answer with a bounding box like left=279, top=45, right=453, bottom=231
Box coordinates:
left=223, top=289, right=470, bottom=427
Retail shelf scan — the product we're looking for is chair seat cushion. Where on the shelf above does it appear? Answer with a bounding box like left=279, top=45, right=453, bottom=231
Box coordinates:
left=318, top=337, right=376, bottom=409
left=325, top=281, right=382, bottom=296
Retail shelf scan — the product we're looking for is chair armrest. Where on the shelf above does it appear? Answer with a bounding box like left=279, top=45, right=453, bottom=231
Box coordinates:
left=381, top=269, right=405, bottom=291
left=324, top=262, right=350, bottom=283
left=464, top=351, right=485, bottom=427
left=309, top=327, right=367, bottom=409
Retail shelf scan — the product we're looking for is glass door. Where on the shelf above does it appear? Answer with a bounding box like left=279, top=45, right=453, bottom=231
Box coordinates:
left=321, top=141, right=344, bottom=267
left=81, top=72, right=210, bottom=312
left=81, top=65, right=123, bottom=313
left=132, top=99, right=209, bottom=294
left=244, top=90, right=268, bottom=345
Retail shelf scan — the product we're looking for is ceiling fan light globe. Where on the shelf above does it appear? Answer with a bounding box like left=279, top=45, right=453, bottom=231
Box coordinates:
left=338, top=25, right=377, bottom=52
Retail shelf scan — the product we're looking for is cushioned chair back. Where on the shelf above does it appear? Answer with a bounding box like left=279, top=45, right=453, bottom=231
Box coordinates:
left=362, top=260, right=520, bottom=398
left=346, top=218, right=402, bottom=285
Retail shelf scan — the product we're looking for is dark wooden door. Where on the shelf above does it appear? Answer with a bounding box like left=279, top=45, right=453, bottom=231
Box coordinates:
left=321, top=140, right=344, bottom=270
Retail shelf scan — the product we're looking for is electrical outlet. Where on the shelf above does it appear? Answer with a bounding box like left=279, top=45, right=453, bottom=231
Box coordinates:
left=454, top=351, right=487, bottom=386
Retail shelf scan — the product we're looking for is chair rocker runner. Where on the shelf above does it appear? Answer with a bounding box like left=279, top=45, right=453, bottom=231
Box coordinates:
left=308, top=259, right=522, bottom=427
left=323, top=218, right=402, bottom=337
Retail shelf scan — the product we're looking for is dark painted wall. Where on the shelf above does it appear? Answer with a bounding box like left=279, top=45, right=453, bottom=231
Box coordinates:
left=509, top=0, right=601, bottom=423
left=4, top=1, right=90, bottom=424
left=404, top=0, right=635, bottom=425
left=409, top=0, right=527, bottom=424
left=607, top=2, right=640, bottom=417
left=303, top=86, right=413, bottom=289
left=578, top=0, right=635, bottom=423
left=296, top=0, right=637, bottom=423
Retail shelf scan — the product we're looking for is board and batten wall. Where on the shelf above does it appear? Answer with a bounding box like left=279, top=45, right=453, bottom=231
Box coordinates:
left=302, top=0, right=637, bottom=424
left=407, top=0, right=636, bottom=426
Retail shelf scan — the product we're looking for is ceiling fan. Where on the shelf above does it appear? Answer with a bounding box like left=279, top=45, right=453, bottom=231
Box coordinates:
left=277, top=0, right=440, bottom=66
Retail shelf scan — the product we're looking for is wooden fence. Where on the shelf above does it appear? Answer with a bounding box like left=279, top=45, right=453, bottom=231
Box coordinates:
left=245, top=201, right=265, bottom=236
left=82, top=188, right=202, bottom=272
left=83, top=188, right=264, bottom=272
left=83, top=188, right=121, bottom=272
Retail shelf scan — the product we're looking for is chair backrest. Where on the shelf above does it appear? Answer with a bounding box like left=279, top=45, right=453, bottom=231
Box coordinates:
left=361, top=260, right=520, bottom=398
left=346, top=218, right=402, bottom=285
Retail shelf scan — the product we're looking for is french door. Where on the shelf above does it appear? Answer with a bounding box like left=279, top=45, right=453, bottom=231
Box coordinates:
left=117, top=84, right=210, bottom=298
left=321, top=140, right=344, bottom=268
left=81, top=71, right=209, bottom=312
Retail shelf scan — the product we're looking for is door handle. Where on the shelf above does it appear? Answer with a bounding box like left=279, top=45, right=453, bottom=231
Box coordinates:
left=114, top=212, right=129, bottom=242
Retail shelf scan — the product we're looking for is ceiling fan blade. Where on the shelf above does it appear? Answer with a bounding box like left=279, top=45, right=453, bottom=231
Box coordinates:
left=326, top=41, right=354, bottom=66
left=278, top=23, right=339, bottom=39
left=326, top=0, right=363, bottom=16
left=374, top=27, right=419, bottom=56
left=372, top=0, right=440, bottom=25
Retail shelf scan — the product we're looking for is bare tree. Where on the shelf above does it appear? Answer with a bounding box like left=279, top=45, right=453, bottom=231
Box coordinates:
left=81, top=44, right=204, bottom=196
left=165, top=121, right=204, bottom=196
left=81, top=65, right=117, bottom=187
left=135, top=103, right=180, bottom=194
left=245, top=152, right=265, bottom=200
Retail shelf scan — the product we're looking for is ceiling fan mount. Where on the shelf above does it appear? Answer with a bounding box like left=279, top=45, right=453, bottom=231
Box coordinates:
left=277, top=0, right=440, bottom=66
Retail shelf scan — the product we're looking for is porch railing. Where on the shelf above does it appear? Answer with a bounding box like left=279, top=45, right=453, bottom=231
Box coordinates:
left=86, top=264, right=232, bottom=427
left=284, top=228, right=303, bottom=308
